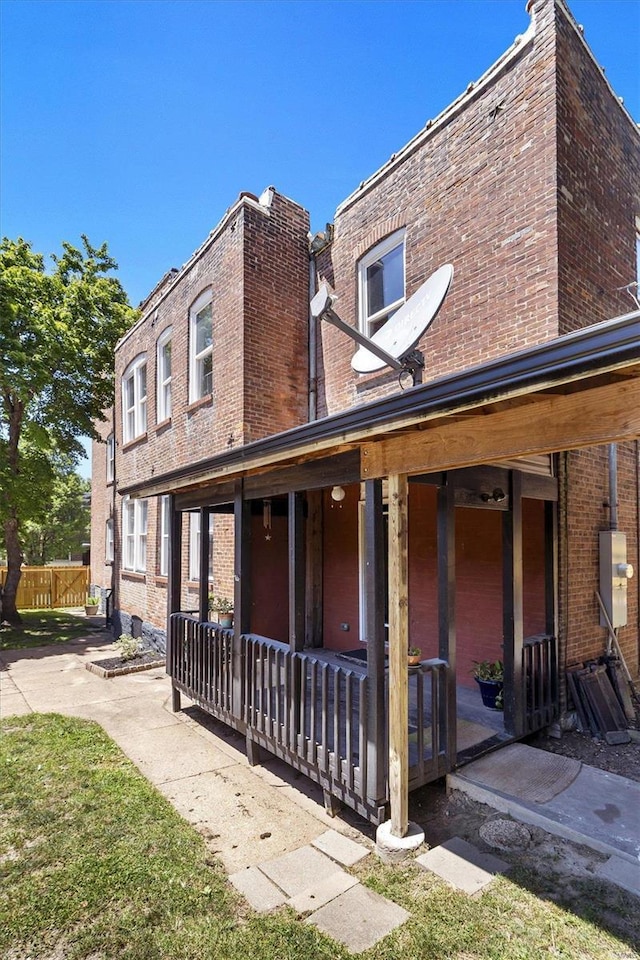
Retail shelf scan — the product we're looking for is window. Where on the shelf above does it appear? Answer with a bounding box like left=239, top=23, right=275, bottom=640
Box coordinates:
left=189, top=511, right=214, bottom=581
left=189, top=292, right=213, bottom=402
left=122, top=496, right=148, bottom=573
left=122, top=355, right=147, bottom=443
left=358, top=230, right=406, bottom=337
left=106, top=433, right=115, bottom=483
left=156, top=327, right=172, bottom=422
left=105, top=518, right=114, bottom=563
left=159, top=496, right=170, bottom=577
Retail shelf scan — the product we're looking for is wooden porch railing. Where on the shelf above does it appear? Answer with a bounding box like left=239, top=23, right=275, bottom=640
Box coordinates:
left=523, top=633, right=559, bottom=733
left=169, top=613, right=451, bottom=824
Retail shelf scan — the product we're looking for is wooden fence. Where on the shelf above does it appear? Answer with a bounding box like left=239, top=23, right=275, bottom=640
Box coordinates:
left=0, top=566, right=90, bottom=610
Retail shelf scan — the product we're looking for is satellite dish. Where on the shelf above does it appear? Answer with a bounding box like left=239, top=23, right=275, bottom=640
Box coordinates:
left=351, top=263, right=454, bottom=374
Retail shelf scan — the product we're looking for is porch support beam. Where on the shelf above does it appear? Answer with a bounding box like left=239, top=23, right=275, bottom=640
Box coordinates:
left=288, top=491, right=306, bottom=651
left=437, top=478, right=457, bottom=765
left=167, top=496, right=182, bottom=712
left=503, top=471, right=524, bottom=737
left=388, top=472, right=410, bottom=838
left=361, top=377, right=640, bottom=479
left=233, top=481, right=251, bottom=717
left=198, top=507, right=212, bottom=622
left=364, top=478, right=386, bottom=803
left=167, top=496, right=182, bottom=619
left=305, top=489, right=323, bottom=648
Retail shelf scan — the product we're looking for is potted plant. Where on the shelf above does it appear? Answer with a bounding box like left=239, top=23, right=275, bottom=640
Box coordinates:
left=408, top=646, right=422, bottom=667
left=209, top=594, right=234, bottom=629
left=472, top=658, right=504, bottom=709
left=84, top=594, right=100, bottom=616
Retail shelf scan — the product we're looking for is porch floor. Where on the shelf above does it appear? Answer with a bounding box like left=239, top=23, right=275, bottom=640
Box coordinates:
left=305, top=646, right=508, bottom=764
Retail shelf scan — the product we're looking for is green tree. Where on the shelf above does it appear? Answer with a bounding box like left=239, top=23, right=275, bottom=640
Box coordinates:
left=0, top=236, right=136, bottom=622
left=21, top=468, right=90, bottom=566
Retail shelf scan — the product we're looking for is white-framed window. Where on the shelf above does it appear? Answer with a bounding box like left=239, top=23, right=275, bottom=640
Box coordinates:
left=188, top=511, right=214, bottom=581
left=106, top=433, right=115, bottom=483
left=122, top=496, right=148, bottom=573
left=358, top=229, right=406, bottom=337
left=189, top=291, right=213, bottom=403
left=156, top=327, right=172, bottom=423
left=105, top=517, right=114, bottom=563
left=122, top=355, right=147, bottom=443
left=159, top=495, right=170, bottom=577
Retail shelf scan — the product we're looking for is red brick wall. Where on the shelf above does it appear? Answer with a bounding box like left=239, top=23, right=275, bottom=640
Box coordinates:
left=315, top=0, right=559, bottom=416
left=561, top=444, right=639, bottom=678
left=554, top=0, right=640, bottom=680
left=111, top=189, right=309, bottom=630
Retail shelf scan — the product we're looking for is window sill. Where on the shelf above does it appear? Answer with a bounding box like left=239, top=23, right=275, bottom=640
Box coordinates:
left=122, top=570, right=147, bottom=582
left=122, top=433, right=148, bottom=452
left=156, top=418, right=172, bottom=434
left=155, top=576, right=168, bottom=587
left=186, top=395, right=212, bottom=416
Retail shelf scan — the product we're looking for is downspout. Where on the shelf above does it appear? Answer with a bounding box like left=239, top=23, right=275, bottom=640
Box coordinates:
left=308, top=253, right=317, bottom=422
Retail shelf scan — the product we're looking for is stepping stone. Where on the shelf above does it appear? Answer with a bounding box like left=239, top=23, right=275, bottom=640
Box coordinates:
left=306, top=883, right=409, bottom=954
left=416, top=836, right=509, bottom=895
left=259, top=844, right=343, bottom=897
left=229, top=865, right=287, bottom=912
left=312, top=829, right=370, bottom=866
left=288, top=871, right=359, bottom=913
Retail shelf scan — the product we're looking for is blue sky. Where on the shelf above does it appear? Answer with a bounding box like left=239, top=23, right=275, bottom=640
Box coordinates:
left=1, top=0, right=638, bottom=476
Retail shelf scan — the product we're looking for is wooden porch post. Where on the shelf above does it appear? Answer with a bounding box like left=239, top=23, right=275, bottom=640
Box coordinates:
left=388, top=472, right=409, bottom=838
left=503, top=471, right=524, bottom=736
left=167, top=496, right=182, bottom=712
left=305, top=489, right=323, bottom=648
left=288, top=491, right=306, bottom=651
left=364, top=478, right=386, bottom=804
left=198, top=507, right=212, bottom=622
left=233, top=481, right=251, bottom=718
left=437, top=478, right=457, bottom=765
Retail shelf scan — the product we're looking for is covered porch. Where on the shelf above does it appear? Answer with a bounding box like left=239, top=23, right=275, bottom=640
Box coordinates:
left=124, top=309, right=640, bottom=833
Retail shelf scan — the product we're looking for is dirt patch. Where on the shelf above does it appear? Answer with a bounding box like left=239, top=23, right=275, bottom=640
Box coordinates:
left=528, top=711, right=640, bottom=784
left=408, top=782, right=640, bottom=944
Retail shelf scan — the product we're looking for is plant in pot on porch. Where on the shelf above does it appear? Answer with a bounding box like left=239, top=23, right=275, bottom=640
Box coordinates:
left=84, top=595, right=100, bottom=616
left=408, top=646, right=422, bottom=667
left=208, top=595, right=234, bottom=629
left=472, top=658, right=504, bottom=710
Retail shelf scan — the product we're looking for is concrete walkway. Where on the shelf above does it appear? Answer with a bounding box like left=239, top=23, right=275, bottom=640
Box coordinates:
left=2, top=627, right=639, bottom=946
left=449, top=741, right=640, bottom=897
left=0, top=631, right=409, bottom=953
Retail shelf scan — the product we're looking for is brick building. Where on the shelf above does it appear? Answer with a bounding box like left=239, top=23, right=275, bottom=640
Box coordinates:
left=91, top=0, right=639, bottom=827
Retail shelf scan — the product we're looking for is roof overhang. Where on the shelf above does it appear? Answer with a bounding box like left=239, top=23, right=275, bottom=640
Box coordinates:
left=121, top=310, right=640, bottom=500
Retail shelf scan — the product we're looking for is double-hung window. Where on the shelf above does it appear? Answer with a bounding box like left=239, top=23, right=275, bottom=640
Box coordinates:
left=188, top=511, right=214, bottom=581
left=358, top=230, right=406, bottom=337
left=105, top=517, right=114, bottom=563
left=189, top=292, right=213, bottom=403
left=156, top=327, right=172, bottom=422
left=159, top=495, right=170, bottom=577
left=122, top=496, right=148, bottom=573
left=122, top=355, right=147, bottom=443
left=106, top=433, right=115, bottom=483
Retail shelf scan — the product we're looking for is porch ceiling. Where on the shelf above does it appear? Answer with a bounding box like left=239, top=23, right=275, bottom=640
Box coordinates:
left=122, top=310, right=640, bottom=499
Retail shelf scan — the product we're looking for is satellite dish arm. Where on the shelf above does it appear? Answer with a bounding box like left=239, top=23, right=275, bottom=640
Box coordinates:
left=310, top=285, right=404, bottom=371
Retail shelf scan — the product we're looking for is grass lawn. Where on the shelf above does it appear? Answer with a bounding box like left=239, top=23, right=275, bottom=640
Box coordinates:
left=1, top=715, right=637, bottom=960
left=0, top=608, right=102, bottom=651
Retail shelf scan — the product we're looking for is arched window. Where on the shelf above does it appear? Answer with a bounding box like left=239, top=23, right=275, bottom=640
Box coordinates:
left=189, top=291, right=213, bottom=403
left=121, top=354, right=147, bottom=443
left=156, top=327, right=172, bottom=423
